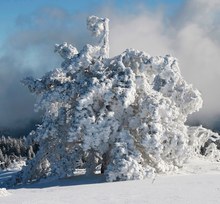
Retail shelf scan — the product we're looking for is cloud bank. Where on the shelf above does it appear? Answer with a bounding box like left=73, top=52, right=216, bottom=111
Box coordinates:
left=103, top=0, right=220, bottom=130
left=0, top=8, right=90, bottom=136
left=1, top=0, right=220, bottom=136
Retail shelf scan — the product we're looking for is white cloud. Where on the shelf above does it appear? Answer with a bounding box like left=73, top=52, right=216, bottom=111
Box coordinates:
left=99, top=0, right=220, bottom=129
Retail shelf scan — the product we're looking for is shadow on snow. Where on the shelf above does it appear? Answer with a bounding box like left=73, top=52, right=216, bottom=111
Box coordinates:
left=0, top=170, right=107, bottom=189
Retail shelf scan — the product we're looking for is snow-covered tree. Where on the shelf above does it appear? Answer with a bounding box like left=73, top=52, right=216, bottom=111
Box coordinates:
left=8, top=16, right=220, bottom=185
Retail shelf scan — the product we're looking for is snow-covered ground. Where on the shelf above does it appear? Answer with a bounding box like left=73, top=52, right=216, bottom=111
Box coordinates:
left=1, top=158, right=220, bottom=204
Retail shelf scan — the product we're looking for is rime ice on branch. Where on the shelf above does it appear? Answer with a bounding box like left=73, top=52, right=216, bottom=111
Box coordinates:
left=11, top=16, right=220, bottom=185
left=87, top=16, right=109, bottom=58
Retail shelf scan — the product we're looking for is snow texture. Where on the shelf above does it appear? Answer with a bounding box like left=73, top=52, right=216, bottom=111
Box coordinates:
left=0, top=188, right=10, bottom=197
left=8, top=15, right=219, bottom=185
left=1, top=160, right=220, bottom=203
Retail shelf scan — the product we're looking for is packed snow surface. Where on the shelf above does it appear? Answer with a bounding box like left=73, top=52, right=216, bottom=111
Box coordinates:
left=0, top=188, right=10, bottom=197
left=1, top=159, right=220, bottom=204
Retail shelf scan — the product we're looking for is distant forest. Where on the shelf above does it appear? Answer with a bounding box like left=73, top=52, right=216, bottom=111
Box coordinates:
left=0, top=136, right=38, bottom=170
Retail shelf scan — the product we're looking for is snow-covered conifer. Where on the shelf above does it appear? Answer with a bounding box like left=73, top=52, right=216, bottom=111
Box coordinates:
left=8, top=16, right=220, bottom=185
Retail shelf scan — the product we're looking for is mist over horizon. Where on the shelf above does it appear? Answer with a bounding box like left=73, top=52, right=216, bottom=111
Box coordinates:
left=1, top=0, right=220, bottom=137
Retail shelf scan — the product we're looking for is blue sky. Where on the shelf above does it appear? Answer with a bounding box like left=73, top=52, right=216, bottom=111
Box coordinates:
left=0, top=0, right=183, bottom=46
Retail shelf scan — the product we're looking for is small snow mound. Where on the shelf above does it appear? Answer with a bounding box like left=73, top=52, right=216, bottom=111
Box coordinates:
left=178, top=157, right=220, bottom=175
left=7, top=160, right=26, bottom=171
left=0, top=188, right=10, bottom=197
